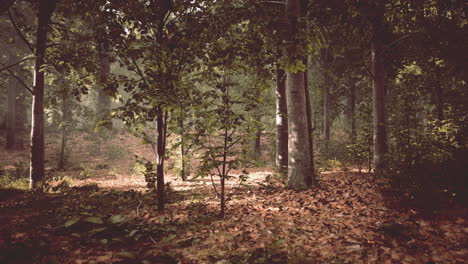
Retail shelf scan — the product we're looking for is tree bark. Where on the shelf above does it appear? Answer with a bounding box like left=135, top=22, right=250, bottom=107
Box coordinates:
left=371, top=11, right=387, bottom=177
left=304, top=66, right=316, bottom=178
left=345, top=82, right=357, bottom=143
left=323, top=73, right=331, bottom=151
left=58, top=95, right=70, bottom=170
left=30, top=0, right=55, bottom=190
left=5, top=78, right=16, bottom=150
left=275, top=66, right=288, bottom=172
left=96, top=23, right=112, bottom=129
left=286, top=72, right=313, bottom=189
left=155, top=109, right=167, bottom=211
left=285, top=0, right=313, bottom=190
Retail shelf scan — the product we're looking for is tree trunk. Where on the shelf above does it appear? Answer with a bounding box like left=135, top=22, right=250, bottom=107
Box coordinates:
left=5, top=79, right=16, bottom=150
left=286, top=72, right=313, bottom=189
left=58, top=95, right=70, bottom=170
left=345, top=82, right=357, bottom=143
left=254, top=125, right=262, bottom=157
left=286, top=0, right=313, bottom=190
left=304, top=67, right=316, bottom=178
left=275, top=66, right=288, bottom=172
left=30, top=0, right=54, bottom=190
left=96, top=23, right=112, bottom=129
left=371, top=12, right=387, bottom=177
left=155, top=109, right=167, bottom=211
left=323, top=72, right=331, bottom=151
left=179, top=116, right=187, bottom=181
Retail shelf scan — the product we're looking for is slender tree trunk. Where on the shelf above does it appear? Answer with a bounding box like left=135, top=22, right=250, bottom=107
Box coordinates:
left=346, top=82, right=357, bottom=143
left=275, top=66, right=288, bottom=172
left=371, top=12, right=387, bottom=177
left=30, top=0, right=54, bottom=190
left=304, top=67, right=316, bottom=177
left=254, top=124, right=262, bottom=157
left=5, top=79, right=16, bottom=150
left=96, top=24, right=112, bottom=129
left=323, top=73, right=331, bottom=151
left=179, top=116, right=187, bottom=181
left=156, top=109, right=167, bottom=211
left=58, top=95, right=69, bottom=170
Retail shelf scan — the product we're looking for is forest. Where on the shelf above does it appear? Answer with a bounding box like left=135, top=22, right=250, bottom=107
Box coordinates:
left=0, top=0, right=466, bottom=263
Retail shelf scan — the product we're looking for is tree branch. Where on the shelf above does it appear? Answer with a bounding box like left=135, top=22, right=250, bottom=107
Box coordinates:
left=8, top=9, right=34, bottom=53
left=0, top=62, right=34, bottom=94
left=0, top=56, right=34, bottom=73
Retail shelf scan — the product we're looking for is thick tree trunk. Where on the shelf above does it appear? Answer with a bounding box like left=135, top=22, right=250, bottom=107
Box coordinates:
left=371, top=14, right=387, bottom=177
left=286, top=72, right=313, bottom=189
left=275, top=66, right=288, bottom=172
left=5, top=79, right=16, bottom=150
left=30, top=0, right=54, bottom=190
left=304, top=67, right=316, bottom=177
left=96, top=24, right=112, bottom=129
left=286, top=0, right=313, bottom=190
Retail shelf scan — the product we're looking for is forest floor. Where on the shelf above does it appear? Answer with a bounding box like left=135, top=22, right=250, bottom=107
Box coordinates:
left=0, top=131, right=467, bottom=264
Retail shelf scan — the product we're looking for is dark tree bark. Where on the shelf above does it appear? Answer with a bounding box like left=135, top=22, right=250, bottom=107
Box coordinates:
left=303, top=66, right=316, bottom=177
left=58, top=95, right=70, bottom=170
left=254, top=124, right=262, bottom=157
left=371, top=8, right=387, bottom=177
left=5, top=78, right=16, bottom=150
left=155, top=109, right=168, bottom=211
left=319, top=48, right=332, bottom=151
left=323, top=75, right=331, bottom=150
left=30, top=0, right=55, bottom=190
left=275, top=65, right=288, bottom=172
left=95, top=23, right=112, bottom=129
left=345, top=81, right=357, bottom=143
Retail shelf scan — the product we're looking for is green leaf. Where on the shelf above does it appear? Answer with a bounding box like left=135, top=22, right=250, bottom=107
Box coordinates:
left=117, top=251, right=136, bottom=259
left=159, top=216, right=166, bottom=224
left=83, top=216, right=104, bottom=225
left=109, top=214, right=125, bottom=224
left=64, top=216, right=81, bottom=228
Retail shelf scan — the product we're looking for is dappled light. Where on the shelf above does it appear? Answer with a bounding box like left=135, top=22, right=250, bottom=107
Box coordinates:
left=1, top=0, right=466, bottom=263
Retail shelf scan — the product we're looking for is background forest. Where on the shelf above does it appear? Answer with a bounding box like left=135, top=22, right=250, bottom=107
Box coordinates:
left=0, top=0, right=466, bottom=263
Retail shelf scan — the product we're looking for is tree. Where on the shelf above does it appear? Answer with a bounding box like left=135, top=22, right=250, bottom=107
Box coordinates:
left=285, top=0, right=314, bottom=190
left=370, top=3, right=387, bottom=177
left=275, top=65, right=288, bottom=172
left=30, top=0, right=56, bottom=190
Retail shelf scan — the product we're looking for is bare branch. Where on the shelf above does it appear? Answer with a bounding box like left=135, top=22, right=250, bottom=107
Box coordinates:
left=8, top=9, right=34, bottom=53
left=0, top=56, right=34, bottom=73
left=0, top=62, right=34, bottom=94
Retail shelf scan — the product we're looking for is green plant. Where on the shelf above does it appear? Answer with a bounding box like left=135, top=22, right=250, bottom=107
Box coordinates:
left=78, top=165, right=97, bottom=179
left=104, top=144, right=126, bottom=160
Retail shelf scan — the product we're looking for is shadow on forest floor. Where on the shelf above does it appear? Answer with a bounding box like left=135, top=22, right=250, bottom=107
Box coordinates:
left=0, top=171, right=467, bottom=263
